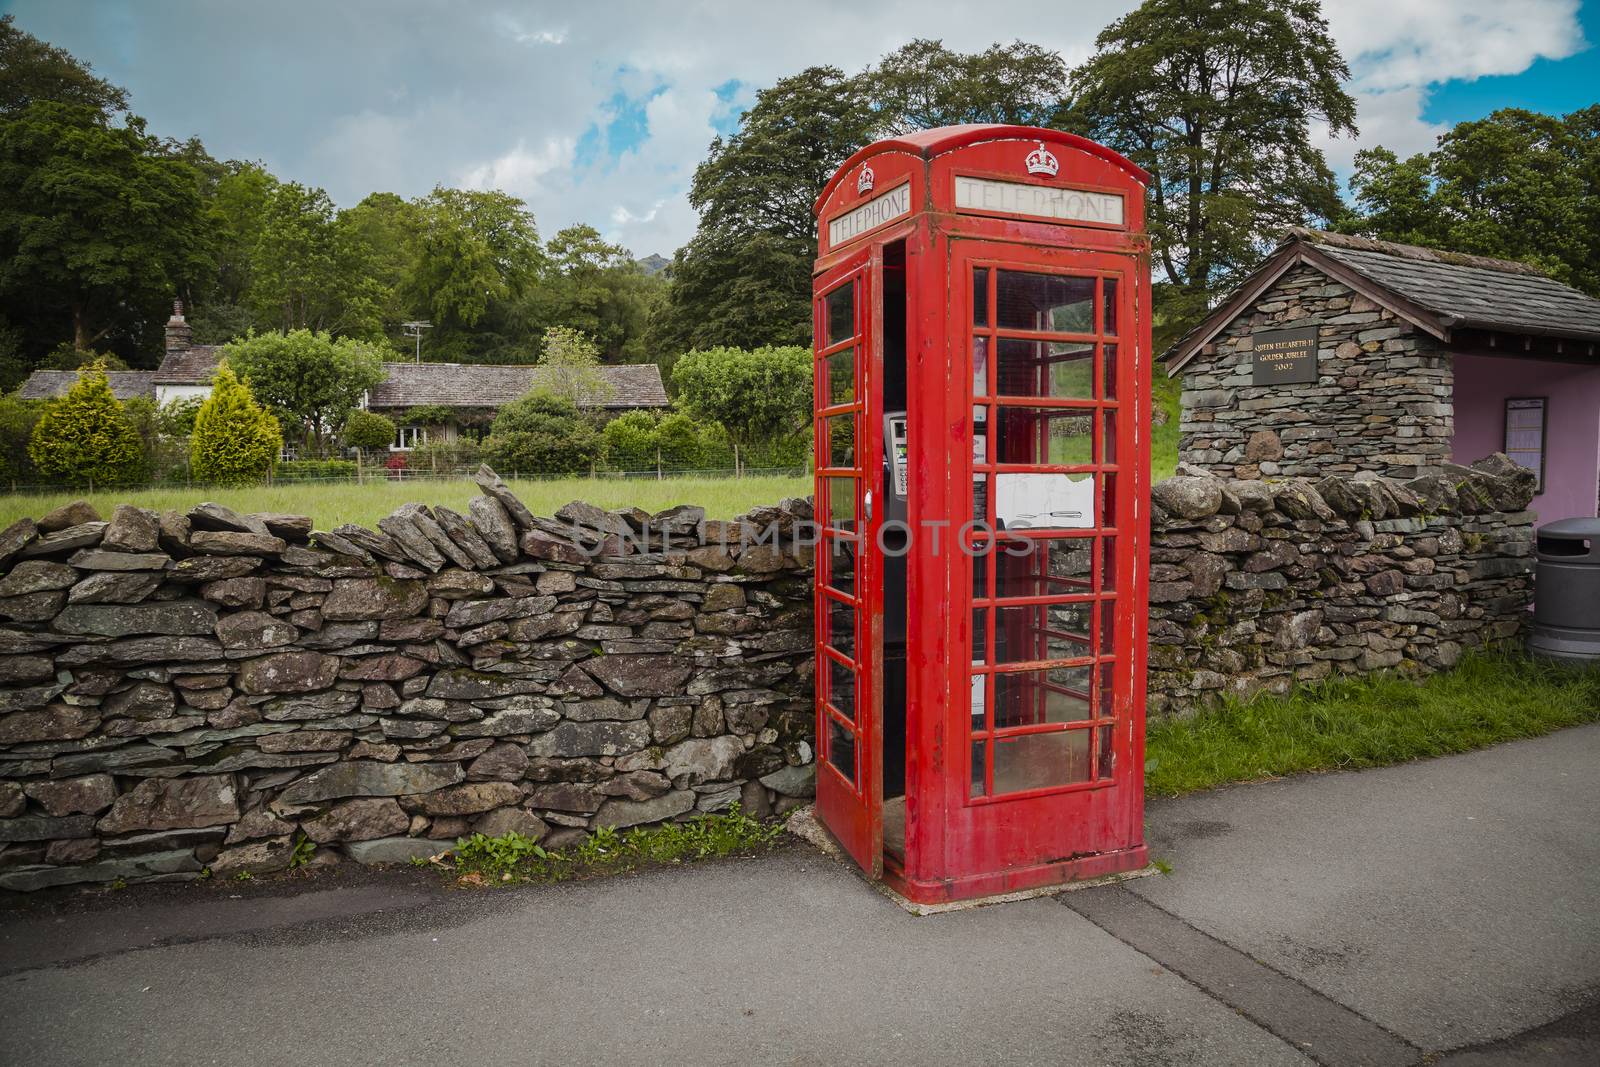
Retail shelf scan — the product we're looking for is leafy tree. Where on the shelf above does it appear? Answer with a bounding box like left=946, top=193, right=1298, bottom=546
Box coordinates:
left=658, top=41, right=1079, bottom=353
left=1343, top=107, right=1600, bottom=296
left=28, top=361, right=144, bottom=487
left=871, top=38, right=1067, bottom=135
left=407, top=187, right=542, bottom=336
left=1067, top=0, right=1358, bottom=340
left=0, top=389, right=45, bottom=486
left=190, top=363, right=281, bottom=485
left=536, top=325, right=611, bottom=407
left=654, top=66, right=874, bottom=353
left=222, top=329, right=388, bottom=454
left=248, top=180, right=341, bottom=332
left=671, top=346, right=811, bottom=476
left=655, top=412, right=706, bottom=471
left=206, top=160, right=277, bottom=312
left=341, top=408, right=397, bottom=451
left=602, top=410, right=658, bottom=471
left=0, top=14, right=127, bottom=117
left=516, top=224, right=664, bottom=362
left=483, top=392, right=601, bottom=476
left=0, top=101, right=212, bottom=353
left=158, top=395, right=203, bottom=438
left=39, top=343, right=129, bottom=371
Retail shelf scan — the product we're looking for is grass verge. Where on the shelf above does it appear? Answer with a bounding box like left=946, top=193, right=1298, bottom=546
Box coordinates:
left=0, top=474, right=812, bottom=530
left=442, top=806, right=787, bottom=887
left=1145, top=653, right=1600, bottom=797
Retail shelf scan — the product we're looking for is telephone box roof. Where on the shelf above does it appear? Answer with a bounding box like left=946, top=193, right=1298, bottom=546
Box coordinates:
left=813, top=124, right=1151, bottom=216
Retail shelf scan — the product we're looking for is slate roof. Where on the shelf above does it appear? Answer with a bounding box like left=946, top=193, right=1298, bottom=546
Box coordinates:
left=1165, top=227, right=1600, bottom=373
left=368, top=362, right=669, bottom=410
left=153, top=345, right=224, bottom=384
left=23, top=345, right=672, bottom=412
left=17, top=370, right=158, bottom=401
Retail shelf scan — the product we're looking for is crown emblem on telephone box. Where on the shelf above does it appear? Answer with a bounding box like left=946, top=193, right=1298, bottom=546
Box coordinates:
left=857, top=164, right=875, bottom=194
left=1025, top=142, right=1059, bottom=177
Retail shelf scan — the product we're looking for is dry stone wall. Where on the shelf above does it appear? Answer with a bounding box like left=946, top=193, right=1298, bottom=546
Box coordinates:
left=0, top=468, right=816, bottom=891
left=1178, top=264, right=1454, bottom=479
left=1145, top=454, right=1539, bottom=714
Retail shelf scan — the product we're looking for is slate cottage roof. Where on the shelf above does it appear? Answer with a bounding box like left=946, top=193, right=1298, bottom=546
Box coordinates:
left=17, top=370, right=158, bottom=401
left=367, top=362, right=670, bottom=410
left=1165, top=228, right=1600, bottom=373
left=18, top=346, right=671, bottom=412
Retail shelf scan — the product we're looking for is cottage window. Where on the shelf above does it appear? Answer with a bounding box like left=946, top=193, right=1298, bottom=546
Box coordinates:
left=1504, top=398, right=1546, bottom=491
left=394, top=425, right=427, bottom=451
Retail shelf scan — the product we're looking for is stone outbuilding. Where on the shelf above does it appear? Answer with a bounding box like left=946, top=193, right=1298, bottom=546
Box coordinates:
left=1164, top=228, right=1600, bottom=520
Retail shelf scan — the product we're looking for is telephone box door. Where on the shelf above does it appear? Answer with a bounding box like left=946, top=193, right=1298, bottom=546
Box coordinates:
left=948, top=237, right=1148, bottom=882
left=813, top=249, right=884, bottom=878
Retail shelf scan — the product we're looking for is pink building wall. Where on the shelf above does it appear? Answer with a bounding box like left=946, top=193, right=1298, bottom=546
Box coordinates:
left=1452, top=353, right=1600, bottom=520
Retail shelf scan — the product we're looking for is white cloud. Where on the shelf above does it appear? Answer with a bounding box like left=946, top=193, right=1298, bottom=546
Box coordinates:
left=461, top=138, right=577, bottom=196
left=6, top=0, right=1588, bottom=254
left=1316, top=0, right=1585, bottom=166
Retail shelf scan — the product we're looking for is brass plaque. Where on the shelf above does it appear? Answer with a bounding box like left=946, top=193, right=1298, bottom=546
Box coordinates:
left=1251, top=327, right=1318, bottom=385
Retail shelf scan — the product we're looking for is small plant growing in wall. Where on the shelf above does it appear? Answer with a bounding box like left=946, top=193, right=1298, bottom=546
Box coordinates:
left=190, top=364, right=282, bottom=486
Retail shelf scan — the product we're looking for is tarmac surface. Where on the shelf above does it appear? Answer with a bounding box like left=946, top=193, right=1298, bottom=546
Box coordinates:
left=2, top=723, right=1597, bottom=1066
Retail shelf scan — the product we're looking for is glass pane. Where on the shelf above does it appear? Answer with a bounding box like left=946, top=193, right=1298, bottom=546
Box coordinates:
left=973, top=268, right=989, bottom=326
left=992, top=472, right=1096, bottom=531
left=1102, top=473, right=1117, bottom=529
left=993, top=729, right=1091, bottom=794
left=825, top=414, right=856, bottom=468
left=825, top=282, right=855, bottom=345
left=972, top=337, right=990, bottom=398
left=996, top=338, right=1093, bottom=399
left=971, top=607, right=987, bottom=664
left=996, top=406, right=1093, bottom=466
left=970, top=740, right=987, bottom=798
left=828, top=656, right=856, bottom=720
left=1102, top=409, right=1117, bottom=466
left=995, top=536, right=1093, bottom=598
left=1096, top=725, right=1115, bottom=779
left=826, top=597, right=855, bottom=658
left=970, top=673, right=987, bottom=728
left=1099, top=599, right=1116, bottom=656
left=828, top=717, right=856, bottom=783
left=1103, top=278, right=1118, bottom=336
left=997, top=271, right=1094, bottom=333
left=1100, top=537, right=1117, bottom=593
left=993, top=604, right=1091, bottom=665
left=1103, top=343, right=1117, bottom=400
left=995, top=666, right=1092, bottom=728
left=824, top=476, right=856, bottom=531
left=826, top=348, right=855, bottom=406
left=1097, top=661, right=1116, bottom=718
left=970, top=543, right=990, bottom=599
left=825, top=537, right=856, bottom=594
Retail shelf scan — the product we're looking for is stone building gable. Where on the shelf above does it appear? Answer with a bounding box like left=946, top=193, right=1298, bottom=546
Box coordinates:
left=1177, top=264, right=1453, bottom=480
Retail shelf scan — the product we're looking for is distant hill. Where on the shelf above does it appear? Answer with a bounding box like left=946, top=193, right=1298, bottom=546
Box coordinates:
left=636, top=253, right=670, bottom=276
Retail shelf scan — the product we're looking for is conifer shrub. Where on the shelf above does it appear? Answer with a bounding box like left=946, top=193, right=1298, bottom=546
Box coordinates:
left=28, top=361, right=145, bottom=488
left=190, top=364, right=283, bottom=486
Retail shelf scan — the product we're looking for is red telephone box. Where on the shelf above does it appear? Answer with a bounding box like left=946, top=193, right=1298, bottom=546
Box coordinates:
left=811, top=124, right=1152, bottom=904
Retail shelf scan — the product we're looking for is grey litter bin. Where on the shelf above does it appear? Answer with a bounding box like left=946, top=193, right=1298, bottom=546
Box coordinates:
left=1527, top=517, right=1600, bottom=662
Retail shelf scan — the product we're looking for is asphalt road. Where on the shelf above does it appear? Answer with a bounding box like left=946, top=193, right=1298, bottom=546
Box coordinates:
left=2, top=724, right=1597, bottom=1066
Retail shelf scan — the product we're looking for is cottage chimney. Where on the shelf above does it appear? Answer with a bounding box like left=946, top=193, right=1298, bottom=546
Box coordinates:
left=164, top=299, right=193, bottom=354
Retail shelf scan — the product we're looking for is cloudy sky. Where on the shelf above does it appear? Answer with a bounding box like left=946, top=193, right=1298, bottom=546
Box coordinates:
left=3, top=1, right=1595, bottom=257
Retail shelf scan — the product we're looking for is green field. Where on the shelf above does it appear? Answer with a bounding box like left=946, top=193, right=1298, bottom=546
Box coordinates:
left=0, top=383, right=1181, bottom=531
left=0, top=475, right=813, bottom=530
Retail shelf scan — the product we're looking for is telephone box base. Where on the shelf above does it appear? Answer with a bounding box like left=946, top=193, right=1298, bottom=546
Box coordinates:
left=881, top=844, right=1151, bottom=907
